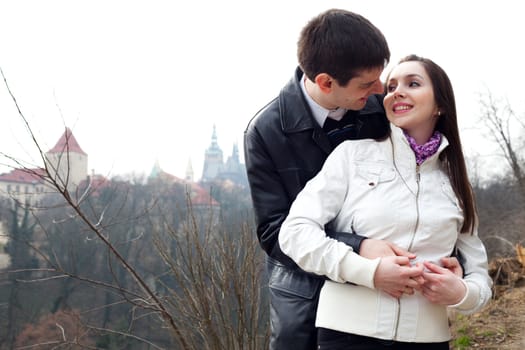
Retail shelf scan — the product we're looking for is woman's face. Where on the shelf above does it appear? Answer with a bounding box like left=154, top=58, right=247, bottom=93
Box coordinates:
left=383, top=61, right=439, bottom=144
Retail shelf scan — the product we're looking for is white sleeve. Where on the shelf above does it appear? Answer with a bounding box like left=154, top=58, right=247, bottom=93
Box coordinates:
left=449, top=220, right=493, bottom=314
left=279, top=143, right=379, bottom=288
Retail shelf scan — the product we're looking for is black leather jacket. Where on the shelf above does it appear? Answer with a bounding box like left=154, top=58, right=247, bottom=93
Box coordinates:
left=244, top=67, right=389, bottom=269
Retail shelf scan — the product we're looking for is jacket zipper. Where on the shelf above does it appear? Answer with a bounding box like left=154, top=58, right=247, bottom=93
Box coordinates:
left=407, top=164, right=421, bottom=251
left=393, top=164, right=421, bottom=339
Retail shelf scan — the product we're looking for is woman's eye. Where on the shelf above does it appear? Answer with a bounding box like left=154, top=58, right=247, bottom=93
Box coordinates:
left=387, top=85, right=396, bottom=92
left=409, top=81, right=421, bottom=87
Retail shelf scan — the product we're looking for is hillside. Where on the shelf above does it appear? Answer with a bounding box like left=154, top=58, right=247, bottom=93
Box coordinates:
left=449, top=257, right=525, bottom=349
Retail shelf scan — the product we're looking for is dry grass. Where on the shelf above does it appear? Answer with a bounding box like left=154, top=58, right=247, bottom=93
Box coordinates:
left=449, top=258, right=525, bottom=349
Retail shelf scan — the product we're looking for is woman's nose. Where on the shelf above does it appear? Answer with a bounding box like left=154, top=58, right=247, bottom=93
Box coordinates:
left=393, top=89, right=405, bottom=98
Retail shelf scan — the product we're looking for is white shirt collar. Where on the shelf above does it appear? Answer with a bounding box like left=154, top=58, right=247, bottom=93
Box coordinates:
left=299, top=74, right=347, bottom=127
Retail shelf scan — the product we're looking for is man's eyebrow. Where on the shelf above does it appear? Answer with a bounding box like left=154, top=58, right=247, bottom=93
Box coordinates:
left=360, top=79, right=379, bottom=87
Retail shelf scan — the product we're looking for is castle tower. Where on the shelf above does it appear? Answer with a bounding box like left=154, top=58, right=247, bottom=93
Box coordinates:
left=45, top=127, right=88, bottom=191
left=201, top=125, right=223, bottom=182
left=149, top=159, right=162, bottom=179
left=185, top=158, right=194, bottom=182
left=221, top=142, right=248, bottom=185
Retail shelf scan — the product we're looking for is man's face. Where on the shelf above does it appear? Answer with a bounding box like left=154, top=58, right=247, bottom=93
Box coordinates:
left=330, top=67, right=384, bottom=111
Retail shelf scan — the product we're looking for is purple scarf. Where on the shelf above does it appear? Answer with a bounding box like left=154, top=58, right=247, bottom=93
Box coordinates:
left=404, top=131, right=442, bottom=165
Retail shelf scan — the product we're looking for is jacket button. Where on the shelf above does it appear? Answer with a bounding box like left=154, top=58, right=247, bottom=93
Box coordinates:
left=368, top=182, right=375, bottom=186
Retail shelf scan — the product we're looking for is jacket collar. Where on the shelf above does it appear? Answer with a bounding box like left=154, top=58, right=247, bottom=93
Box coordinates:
left=279, top=67, right=332, bottom=154
left=279, top=67, right=319, bottom=133
left=390, top=124, right=449, bottom=169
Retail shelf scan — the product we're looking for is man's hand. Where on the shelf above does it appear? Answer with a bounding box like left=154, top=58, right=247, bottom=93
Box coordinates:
left=360, top=238, right=416, bottom=260
left=374, top=256, right=424, bottom=298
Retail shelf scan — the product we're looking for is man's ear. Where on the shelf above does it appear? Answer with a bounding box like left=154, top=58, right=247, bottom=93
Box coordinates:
left=314, top=73, right=334, bottom=94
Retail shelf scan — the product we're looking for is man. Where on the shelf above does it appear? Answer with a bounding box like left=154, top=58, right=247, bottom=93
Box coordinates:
left=244, top=9, right=458, bottom=350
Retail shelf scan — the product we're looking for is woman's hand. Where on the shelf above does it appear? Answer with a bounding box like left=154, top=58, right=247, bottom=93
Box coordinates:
left=440, top=256, right=463, bottom=277
left=374, top=256, right=424, bottom=298
left=420, top=261, right=466, bottom=305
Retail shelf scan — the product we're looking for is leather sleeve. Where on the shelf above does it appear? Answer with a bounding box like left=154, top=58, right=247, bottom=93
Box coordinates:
left=244, top=124, right=299, bottom=267
left=325, top=229, right=366, bottom=253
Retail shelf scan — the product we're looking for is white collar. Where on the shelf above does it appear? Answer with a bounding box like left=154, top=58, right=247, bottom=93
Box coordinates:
left=300, top=74, right=347, bottom=127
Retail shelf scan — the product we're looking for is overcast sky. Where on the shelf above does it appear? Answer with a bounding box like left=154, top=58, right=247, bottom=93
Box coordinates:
left=1, top=0, right=523, bottom=180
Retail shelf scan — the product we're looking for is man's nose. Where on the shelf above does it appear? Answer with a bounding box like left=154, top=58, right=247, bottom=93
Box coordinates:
left=371, top=80, right=384, bottom=94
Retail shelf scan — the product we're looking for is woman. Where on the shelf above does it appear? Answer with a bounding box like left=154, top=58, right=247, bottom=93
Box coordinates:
left=279, top=55, right=492, bottom=349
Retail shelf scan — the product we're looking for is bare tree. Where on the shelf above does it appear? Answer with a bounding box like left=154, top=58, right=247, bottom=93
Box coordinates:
left=0, top=68, right=268, bottom=349
left=475, top=90, right=525, bottom=259
left=478, top=90, right=525, bottom=197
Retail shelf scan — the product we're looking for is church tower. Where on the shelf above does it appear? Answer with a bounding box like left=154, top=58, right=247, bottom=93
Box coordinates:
left=201, top=125, right=223, bottom=182
left=45, top=127, right=88, bottom=192
left=221, top=142, right=248, bottom=185
left=185, top=158, right=194, bottom=182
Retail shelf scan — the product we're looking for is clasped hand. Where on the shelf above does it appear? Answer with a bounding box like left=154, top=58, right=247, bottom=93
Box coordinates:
left=360, top=239, right=465, bottom=303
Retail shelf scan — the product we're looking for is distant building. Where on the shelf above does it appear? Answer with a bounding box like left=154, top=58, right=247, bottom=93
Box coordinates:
left=184, top=158, right=194, bottom=182
left=0, top=168, right=46, bottom=206
left=148, top=161, right=220, bottom=230
left=1, top=125, right=246, bottom=208
left=201, top=125, right=247, bottom=186
left=201, top=125, right=224, bottom=182
left=221, top=143, right=247, bottom=185
left=149, top=161, right=219, bottom=208
left=45, top=127, right=88, bottom=192
left=0, top=127, right=88, bottom=206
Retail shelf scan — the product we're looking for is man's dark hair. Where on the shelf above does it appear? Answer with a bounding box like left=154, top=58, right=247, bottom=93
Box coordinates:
left=298, top=9, right=390, bottom=86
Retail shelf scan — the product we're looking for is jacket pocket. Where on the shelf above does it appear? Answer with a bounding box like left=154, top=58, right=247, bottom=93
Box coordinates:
left=354, top=162, right=396, bottom=188
left=267, top=257, right=323, bottom=299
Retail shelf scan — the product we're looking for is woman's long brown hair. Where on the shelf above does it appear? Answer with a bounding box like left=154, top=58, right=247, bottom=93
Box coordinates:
left=394, top=55, right=476, bottom=234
